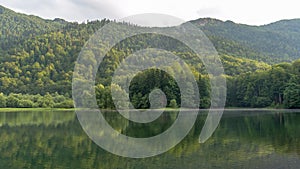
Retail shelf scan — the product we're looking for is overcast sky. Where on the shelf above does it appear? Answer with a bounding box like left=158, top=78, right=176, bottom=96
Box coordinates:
left=0, top=0, right=300, bottom=25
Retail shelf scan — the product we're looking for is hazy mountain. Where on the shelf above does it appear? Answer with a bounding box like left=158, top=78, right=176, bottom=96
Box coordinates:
left=2, top=4, right=300, bottom=64
left=192, top=18, right=300, bottom=63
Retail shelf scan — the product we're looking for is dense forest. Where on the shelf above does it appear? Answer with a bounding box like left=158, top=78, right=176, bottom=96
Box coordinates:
left=0, top=5, right=299, bottom=109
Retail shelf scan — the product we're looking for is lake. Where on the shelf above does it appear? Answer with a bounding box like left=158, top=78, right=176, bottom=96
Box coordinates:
left=0, top=110, right=299, bottom=169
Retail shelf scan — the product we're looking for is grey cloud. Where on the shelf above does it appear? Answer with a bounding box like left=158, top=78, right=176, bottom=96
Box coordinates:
left=69, top=0, right=123, bottom=18
left=0, top=0, right=123, bottom=21
left=0, top=0, right=56, bottom=12
left=197, top=7, right=221, bottom=17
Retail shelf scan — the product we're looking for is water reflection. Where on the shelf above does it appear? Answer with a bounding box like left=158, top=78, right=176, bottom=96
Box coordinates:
left=0, top=110, right=299, bottom=168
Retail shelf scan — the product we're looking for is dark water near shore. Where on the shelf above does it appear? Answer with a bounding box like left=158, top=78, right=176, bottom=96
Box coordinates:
left=0, top=110, right=299, bottom=169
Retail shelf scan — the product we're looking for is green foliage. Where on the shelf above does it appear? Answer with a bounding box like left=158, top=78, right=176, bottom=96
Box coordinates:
left=227, top=59, right=300, bottom=108
left=37, top=93, right=55, bottom=108
left=0, top=93, right=73, bottom=108
left=0, top=5, right=66, bottom=58
left=95, top=85, right=115, bottom=109
left=192, top=18, right=300, bottom=63
left=169, top=99, right=178, bottom=108
left=1, top=6, right=300, bottom=108
left=0, top=93, right=6, bottom=107
left=129, top=69, right=180, bottom=109
left=221, top=55, right=270, bottom=76
left=0, top=6, right=109, bottom=96
left=283, top=83, right=300, bottom=108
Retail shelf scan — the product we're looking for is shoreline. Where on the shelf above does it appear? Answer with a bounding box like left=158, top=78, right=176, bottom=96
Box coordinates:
left=0, top=108, right=75, bottom=112
left=0, top=107, right=299, bottom=113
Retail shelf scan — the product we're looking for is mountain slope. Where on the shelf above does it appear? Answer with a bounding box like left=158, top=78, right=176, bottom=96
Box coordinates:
left=0, top=6, right=280, bottom=96
left=191, top=18, right=300, bottom=63
left=0, top=6, right=299, bottom=108
left=0, top=5, right=67, bottom=55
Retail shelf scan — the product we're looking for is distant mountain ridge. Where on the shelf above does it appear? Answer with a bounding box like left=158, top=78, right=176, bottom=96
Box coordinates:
left=1, top=4, right=300, bottom=63
left=191, top=18, right=300, bottom=63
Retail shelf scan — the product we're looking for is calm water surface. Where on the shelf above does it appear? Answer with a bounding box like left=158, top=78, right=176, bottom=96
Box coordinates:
left=0, top=110, right=299, bottom=169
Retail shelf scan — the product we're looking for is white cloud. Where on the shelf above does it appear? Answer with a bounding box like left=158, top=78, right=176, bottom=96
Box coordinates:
left=0, top=0, right=300, bottom=25
left=0, top=0, right=124, bottom=22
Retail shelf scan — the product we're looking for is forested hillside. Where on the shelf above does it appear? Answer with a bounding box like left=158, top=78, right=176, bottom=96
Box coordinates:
left=0, top=5, right=67, bottom=56
left=193, top=18, right=300, bottom=63
left=0, top=5, right=299, bottom=108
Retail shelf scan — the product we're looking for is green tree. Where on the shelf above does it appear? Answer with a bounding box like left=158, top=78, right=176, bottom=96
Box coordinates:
left=37, top=93, right=54, bottom=108
left=169, top=99, right=178, bottom=108
left=283, top=83, right=300, bottom=108
left=6, top=94, right=19, bottom=107
left=0, top=93, right=6, bottom=107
